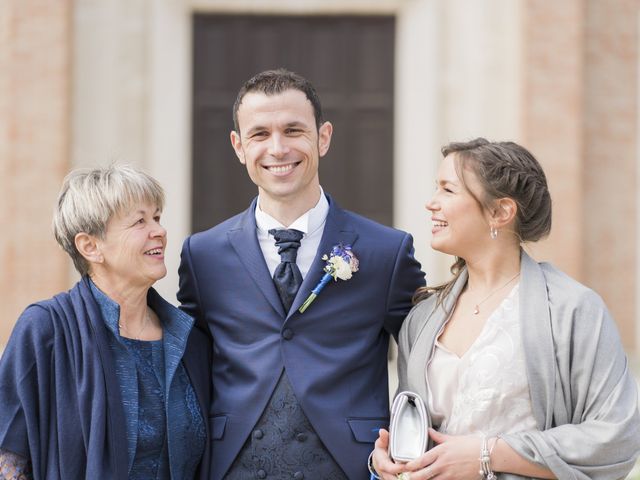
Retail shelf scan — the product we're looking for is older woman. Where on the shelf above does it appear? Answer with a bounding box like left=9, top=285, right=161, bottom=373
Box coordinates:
left=0, top=166, right=211, bottom=479
left=371, top=139, right=640, bottom=479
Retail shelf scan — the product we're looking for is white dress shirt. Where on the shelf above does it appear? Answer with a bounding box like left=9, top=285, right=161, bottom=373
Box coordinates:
left=255, top=188, right=329, bottom=280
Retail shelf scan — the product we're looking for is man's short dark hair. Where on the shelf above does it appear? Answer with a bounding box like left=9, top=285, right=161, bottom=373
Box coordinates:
left=232, top=68, right=324, bottom=133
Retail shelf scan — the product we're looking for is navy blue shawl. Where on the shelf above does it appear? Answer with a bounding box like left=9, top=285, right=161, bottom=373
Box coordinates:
left=0, top=277, right=211, bottom=479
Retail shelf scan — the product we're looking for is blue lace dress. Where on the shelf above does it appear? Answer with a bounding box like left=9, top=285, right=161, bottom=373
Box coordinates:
left=91, top=282, right=206, bottom=480
left=122, top=338, right=171, bottom=479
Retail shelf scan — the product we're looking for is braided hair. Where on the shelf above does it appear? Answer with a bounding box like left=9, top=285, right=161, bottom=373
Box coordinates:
left=414, top=138, right=552, bottom=304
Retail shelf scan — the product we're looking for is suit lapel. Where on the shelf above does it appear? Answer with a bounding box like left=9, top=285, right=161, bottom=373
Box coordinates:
left=289, top=197, right=359, bottom=317
left=227, top=199, right=286, bottom=317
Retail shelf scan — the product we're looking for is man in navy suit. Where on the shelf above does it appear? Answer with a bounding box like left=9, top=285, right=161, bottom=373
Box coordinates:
left=178, top=69, right=425, bottom=479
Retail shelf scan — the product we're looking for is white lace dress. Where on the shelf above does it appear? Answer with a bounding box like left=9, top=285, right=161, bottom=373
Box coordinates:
left=427, top=284, right=538, bottom=437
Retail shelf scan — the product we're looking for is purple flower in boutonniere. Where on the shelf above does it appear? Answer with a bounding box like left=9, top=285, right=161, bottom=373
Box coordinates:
left=298, top=243, right=359, bottom=313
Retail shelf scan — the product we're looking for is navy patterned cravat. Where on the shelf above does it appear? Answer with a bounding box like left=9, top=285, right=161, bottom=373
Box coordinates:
left=269, top=228, right=304, bottom=311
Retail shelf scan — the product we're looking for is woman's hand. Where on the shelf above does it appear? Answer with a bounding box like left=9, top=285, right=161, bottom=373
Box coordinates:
left=371, top=429, right=409, bottom=480
left=396, top=429, right=557, bottom=480
left=373, top=428, right=489, bottom=480
left=401, top=429, right=482, bottom=480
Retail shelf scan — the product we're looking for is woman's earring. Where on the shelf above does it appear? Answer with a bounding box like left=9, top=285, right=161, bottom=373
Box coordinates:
left=490, top=226, right=498, bottom=240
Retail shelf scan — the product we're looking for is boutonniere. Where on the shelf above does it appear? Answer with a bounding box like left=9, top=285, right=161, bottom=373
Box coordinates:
left=298, top=243, right=359, bottom=313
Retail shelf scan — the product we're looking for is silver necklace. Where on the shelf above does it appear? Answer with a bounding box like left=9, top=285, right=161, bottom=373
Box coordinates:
left=119, top=308, right=151, bottom=340
left=471, top=272, right=520, bottom=315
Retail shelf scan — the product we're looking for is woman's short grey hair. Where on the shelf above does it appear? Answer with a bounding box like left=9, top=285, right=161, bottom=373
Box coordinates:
left=53, top=165, right=165, bottom=276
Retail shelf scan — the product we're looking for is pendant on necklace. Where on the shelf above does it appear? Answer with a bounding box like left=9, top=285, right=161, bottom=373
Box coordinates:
left=473, top=305, right=480, bottom=315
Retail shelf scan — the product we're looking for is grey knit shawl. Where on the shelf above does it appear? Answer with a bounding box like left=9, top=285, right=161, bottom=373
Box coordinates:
left=397, top=250, right=640, bottom=479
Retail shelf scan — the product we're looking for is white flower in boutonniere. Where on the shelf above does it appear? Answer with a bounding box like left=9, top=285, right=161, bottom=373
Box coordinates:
left=298, top=244, right=359, bottom=313
left=327, top=255, right=354, bottom=280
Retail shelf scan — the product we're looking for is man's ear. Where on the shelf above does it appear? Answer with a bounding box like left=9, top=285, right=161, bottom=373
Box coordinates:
left=230, top=130, right=246, bottom=165
left=318, top=121, right=333, bottom=157
left=74, top=232, right=103, bottom=264
left=490, top=197, right=518, bottom=228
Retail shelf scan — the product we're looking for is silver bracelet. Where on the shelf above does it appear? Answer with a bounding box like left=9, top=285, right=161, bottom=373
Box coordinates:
left=479, top=436, right=497, bottom=480
left=367, top=451, right=381, bottom=480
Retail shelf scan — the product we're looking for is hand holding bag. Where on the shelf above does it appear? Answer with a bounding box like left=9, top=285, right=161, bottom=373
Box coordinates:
left=389, top=391, right=428, bottom=463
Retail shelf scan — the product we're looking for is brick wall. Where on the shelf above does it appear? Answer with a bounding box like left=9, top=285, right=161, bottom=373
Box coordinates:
left=583, top=0, right=638, bottom=352
left=523, top=0, right=638, bottom=353
left=0, top=0, right=72, bottom=348
left=0, top=1, right=637, bottom=359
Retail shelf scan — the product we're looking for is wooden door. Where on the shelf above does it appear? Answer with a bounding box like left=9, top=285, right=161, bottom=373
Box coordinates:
left=192, top=15, right=395, bottom=232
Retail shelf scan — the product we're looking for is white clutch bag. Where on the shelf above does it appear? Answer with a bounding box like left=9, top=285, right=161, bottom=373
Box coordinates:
left=389, top=391, right=428, bottom=463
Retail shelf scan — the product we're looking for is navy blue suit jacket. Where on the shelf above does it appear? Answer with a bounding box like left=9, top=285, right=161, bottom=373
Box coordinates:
left=178, top=195, right=425, bottom=479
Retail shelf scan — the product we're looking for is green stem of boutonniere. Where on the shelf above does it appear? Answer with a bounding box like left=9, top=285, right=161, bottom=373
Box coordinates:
left=298, top=272, right=334, bottom=313
left=298, top=293, right=318, bottom=314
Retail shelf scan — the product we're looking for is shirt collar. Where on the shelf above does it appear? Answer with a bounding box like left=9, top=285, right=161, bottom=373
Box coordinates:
left=255, top=186, right=329, bottom=237
left=88, top=277, right=194, bottom=344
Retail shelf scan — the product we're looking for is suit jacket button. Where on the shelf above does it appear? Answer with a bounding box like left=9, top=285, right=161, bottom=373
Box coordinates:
left=293, top=472, right=304, bottom=480
left=296, top=433, right=307, bottom=442
left=282, top=328, right=294, bottom=340
left=253, top=429, right=264, bottom=439
left=257, top=469, right=267, bottom=479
